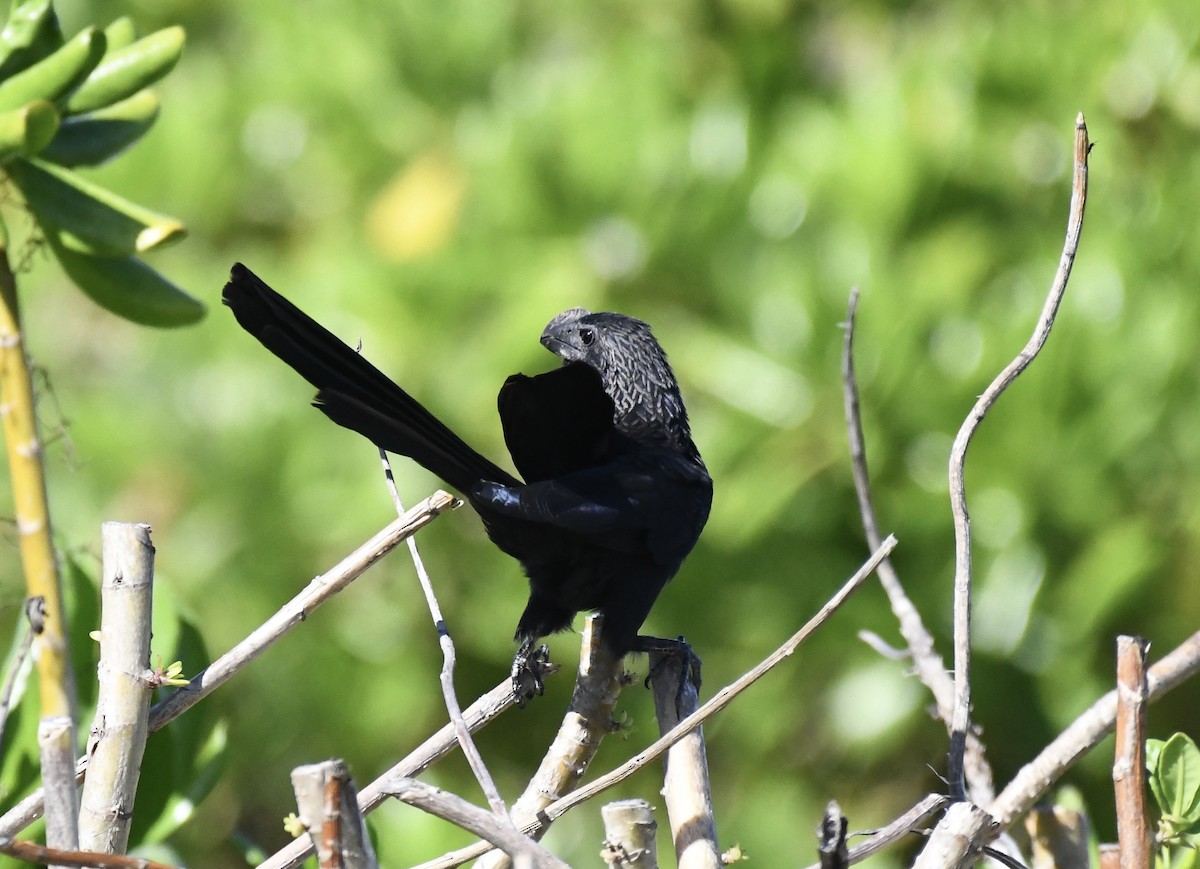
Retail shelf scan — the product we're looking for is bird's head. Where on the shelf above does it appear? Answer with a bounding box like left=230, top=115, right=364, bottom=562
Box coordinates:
left=540, top=307, right=600, bottom=364
left=541, top=307, right=658, bottom=370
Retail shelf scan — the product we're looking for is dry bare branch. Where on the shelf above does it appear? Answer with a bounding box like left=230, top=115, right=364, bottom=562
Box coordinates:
left=258, top=675, right=529, bottom=869
left=801, top=793, right=949, bottom=869
left=649, top=649, right=719, bottom=869
left=1099, top=843, right=1121, bottom=869
left=37, top=715, right=78, bottom=861
left=0, top=491, right=458, bottom=840
left=475, top=614, right=625, bottom=869
left=841, top=287, right=995, bottom=804
left=910, top=801, right=998, bottom=869
left=422, top=535, right=897, bottom=869
left=945, top=113, right=1091, bottom=798
left=601, top=800, right=658, bottom=868
left=149, top=490, right=457, bottom=728
left=1113, top=636, right=1151, bottom=869
left=386, top=779, right=568, bottom=869
left=290, top=759, right=378, bottom=869
left=0, top=597, right=41, bottom=752
left=990, top=628, right=1200, bottom=828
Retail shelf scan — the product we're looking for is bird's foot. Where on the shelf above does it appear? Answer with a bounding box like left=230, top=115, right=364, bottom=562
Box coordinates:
left=637, top=635, right=702, bottom=696
left=511, top=642, right=552, bottom=707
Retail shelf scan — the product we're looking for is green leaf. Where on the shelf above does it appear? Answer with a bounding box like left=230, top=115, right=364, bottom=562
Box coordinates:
left=0, top=0, right=63, bottom=81
left=7, top=156, right=185, bottom=254
left=102, top=16, right=137, bottom=53
left=1157, top=733, right=1200, bottom=825
left=0, top=25, right=105, bottom=113
left=40, top=88, right=157, bottom=166
left=0, top=97, right=57, bottom=162
left=46, top=235, right=205, bottom=327
left=135, top=719, right=228, bottom=845
left=1152, top=738, right=1171, bottom=815
left=66, top=25, right=185, bottom=115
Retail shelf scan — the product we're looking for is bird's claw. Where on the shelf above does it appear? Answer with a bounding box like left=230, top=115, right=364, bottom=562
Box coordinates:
left=511, top=643, right=551, bottom=707
left=641, top=635, right=702, bottom=699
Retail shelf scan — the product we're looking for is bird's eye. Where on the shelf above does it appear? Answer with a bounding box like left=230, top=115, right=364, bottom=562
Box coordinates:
left=579, top=327, right=595, bottom=346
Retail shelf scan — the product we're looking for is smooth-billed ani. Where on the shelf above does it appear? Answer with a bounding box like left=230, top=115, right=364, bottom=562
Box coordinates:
left=222, top=264, right=712, bottom=697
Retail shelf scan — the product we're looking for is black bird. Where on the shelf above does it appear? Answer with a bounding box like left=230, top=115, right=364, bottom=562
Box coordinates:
left=222, top=264, right=712, bottom=697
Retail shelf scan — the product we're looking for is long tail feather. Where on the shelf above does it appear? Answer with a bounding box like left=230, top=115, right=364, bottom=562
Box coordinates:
left=222, top=263, right=518, bottom=492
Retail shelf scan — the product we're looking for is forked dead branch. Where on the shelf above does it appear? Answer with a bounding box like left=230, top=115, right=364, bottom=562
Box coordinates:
left=831, top=114, right=1200, bottom=867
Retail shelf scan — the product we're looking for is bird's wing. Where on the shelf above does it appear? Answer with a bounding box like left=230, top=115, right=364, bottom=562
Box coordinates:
left=473, top=450, right=712, bottom=566
left=497, top=364, right=617, bottom=483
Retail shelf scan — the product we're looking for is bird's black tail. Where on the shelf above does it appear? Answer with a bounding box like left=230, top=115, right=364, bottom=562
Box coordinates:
left=222, top=263, right=519, bottom=493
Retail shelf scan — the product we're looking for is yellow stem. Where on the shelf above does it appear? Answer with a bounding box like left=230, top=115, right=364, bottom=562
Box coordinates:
left=0, top=244, right=77, bottom=723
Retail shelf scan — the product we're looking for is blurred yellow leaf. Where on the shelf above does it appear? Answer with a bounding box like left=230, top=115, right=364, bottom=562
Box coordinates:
left=364, top=151, right=467, bottom=261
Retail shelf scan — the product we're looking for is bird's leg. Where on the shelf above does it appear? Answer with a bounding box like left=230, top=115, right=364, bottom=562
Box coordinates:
left=511, top=638, right=552, bottom=706
left=636, top=634, right=702, bottom=694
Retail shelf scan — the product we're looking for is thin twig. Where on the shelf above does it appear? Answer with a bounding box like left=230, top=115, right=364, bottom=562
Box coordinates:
left=0, top=597, right=42, bottom=751
left=420, top=535, right=898, bottom=869
left=386, top=779, right=568, bottom=868
left=945, top=113, right=1091, bottom=798
left=1113, top=636, right=1151, bottom=869
left=149, top=491, right=456, bottom=729
left=378, top=448, right=509, bottom=822
left=841, top=287, right=996, bottom=804
left=801, top=794, right=950, bottom=869
left=0, top=492, right=458, bottom=839
left=990, top=628, right=1200, bottom=828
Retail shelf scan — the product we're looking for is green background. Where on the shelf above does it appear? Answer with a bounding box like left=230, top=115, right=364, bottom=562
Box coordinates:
left=3, top=0, right=1199, bottom=865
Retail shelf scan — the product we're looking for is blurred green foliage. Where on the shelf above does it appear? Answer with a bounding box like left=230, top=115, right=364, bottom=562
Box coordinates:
left=1, top=0, right=1198, bottom=865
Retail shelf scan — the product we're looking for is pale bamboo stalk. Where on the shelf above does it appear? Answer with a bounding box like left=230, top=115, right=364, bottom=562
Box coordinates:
left=0, top=242, right=79, bottom=850
left=78, top=523, right=156, bottom=854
